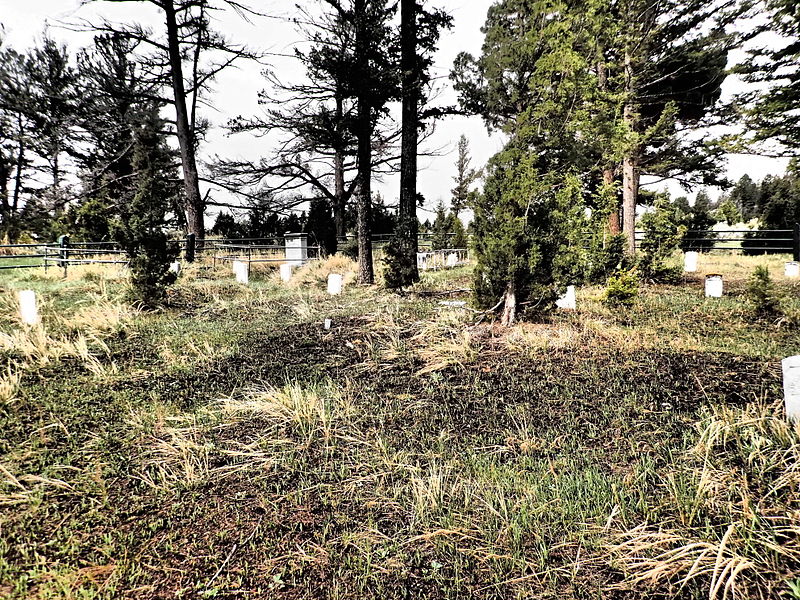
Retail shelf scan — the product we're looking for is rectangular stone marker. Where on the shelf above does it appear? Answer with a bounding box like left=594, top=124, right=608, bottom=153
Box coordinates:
left=169, top=261, right=181, bottom=275
left=280, top=263, right=293, bottom=282
left=705, top=274, right=723, bottom=297
left=324, top=318, right=332, bottom=330
left=555, top=285, right=576, bottom=310
left=18, top=290, right=39, bottom=325
left=284, top=233, right=308, bottom=266
left=327, top=273, right=343, bottom=295
left=233, top=260, right=249, bottom=284
left=684, top=251, right=698, bottom=273
left=785, top=262, right=799, bottom=278
left=446, top=252, right=458, bottom=267
left=783, top=356, right=800, bottom=421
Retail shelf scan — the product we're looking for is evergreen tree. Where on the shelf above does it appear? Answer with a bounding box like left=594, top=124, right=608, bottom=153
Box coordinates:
left=429, top=201, right=451, bottom=250
left=450, top=134, right=479, bottom=217
left=305, top=198, right=337, bottom=256
left=114, top=107, right=178, bottom=307
left=729, top=174, right=760, bottom=221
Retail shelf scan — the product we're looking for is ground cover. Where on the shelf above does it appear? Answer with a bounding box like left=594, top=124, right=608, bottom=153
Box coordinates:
left=0, top=254, right=798, bottom=599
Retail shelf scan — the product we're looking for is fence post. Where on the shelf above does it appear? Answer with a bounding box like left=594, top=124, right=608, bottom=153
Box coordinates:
left=794, top=223, right=800, bottom=262
left=58, top=235, right=69, bottom=278
left=185, top=233, right=196, bottom=263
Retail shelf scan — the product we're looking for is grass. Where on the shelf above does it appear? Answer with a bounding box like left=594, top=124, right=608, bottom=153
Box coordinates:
left=0, top=252, right=798, bottom=599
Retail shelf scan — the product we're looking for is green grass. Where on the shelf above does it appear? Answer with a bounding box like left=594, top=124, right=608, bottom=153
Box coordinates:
left=0, top=254, right=798, bottom=599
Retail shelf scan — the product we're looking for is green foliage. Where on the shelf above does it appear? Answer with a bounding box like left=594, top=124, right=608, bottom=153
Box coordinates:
left=638, top=196, right=685, bottom=282
left=472, top=136, right=567, bottom=312
left=114, top=108, right=177, bottom=308
left=746, top=266, right=781, bottom=318
left=70, top=196, right=117, bottom=242
left=382, top=217, right=418, bottom=289
left=210, top=212, right=245, bottom=239
left=677, top=190, right=718, bottom=252
left=603, top=270, right=639, bottom=306
left=304, top=198, right=337, bottom=255
left=714, top=197, right=742, bottom=226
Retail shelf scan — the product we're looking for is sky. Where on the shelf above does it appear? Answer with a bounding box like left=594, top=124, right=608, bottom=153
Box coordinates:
left=0, top=0, right=791, bottom=222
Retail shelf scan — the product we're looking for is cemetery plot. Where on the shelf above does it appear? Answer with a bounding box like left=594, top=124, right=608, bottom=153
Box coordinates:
left=0, top=254, right=798, bottom=600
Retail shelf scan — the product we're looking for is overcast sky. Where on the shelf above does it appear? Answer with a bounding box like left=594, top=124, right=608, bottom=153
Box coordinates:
left=0, top=0, right=791, bottom=221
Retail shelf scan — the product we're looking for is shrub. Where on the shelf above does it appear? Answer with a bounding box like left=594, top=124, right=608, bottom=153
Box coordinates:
left=745, top=266, right=781, bottom=318
left=603, top=270, right=639, bottom=306
left=638, top=196, right=685, bottom=283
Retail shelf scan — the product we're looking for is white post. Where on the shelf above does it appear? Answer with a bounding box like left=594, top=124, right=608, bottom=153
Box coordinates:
left=785, top=262, right=799, bottom=278
left=782, top=356, right=800, bottom=421
left=327, top=273, right=343, bottom=295
left=18, top=290, right=39, bottom=325
left=324, top=318, right=332, bottom=330
left=169, top=261, right=181, bottom=276
left=280, top=263, right=293, bottom=282
left=233, top=260, right=249, bottom=284
left=284, top=233, right=308, bottom=266
left=684, top=251, right=698, bottom=273
left=704, top=274, right=723, bottom=297
left=555, top=285, right=577, bottom=310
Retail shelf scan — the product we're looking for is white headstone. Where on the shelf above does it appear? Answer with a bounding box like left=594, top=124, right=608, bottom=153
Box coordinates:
left=284, top=233, right=308, bottom=266
left=18, top=290, right=39, bottom=326
left=555, top=285, right=577, bottom=310
left=446, top=252, right=458, bottom=267
left=169, top=261, right=181, bottom=275
left=280, top=263, right=293, bottom=283
left=233, top=260, right=249, bottom=284
left=324, top=318, right=332, bottom=330
left=327, top=273, right=343, bottom=295
left=705, top=274, right=723, bottom=298
left=785, top=262, right=800, bottom=278
left=684, top=251, right=698, bottom=273
left=782, top=356, right=800, bottom=421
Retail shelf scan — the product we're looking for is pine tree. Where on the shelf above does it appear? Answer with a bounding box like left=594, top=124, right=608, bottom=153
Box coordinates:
left=450, top=134, right=479, bottom=218
left=115, top=107, right=178, bottom=307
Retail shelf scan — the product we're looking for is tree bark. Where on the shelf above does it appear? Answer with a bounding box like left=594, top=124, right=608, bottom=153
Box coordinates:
left=354, top=0, right=374, bottom=284
left=397, top=0, right=420, bottom=285
left=500, top=281, right=516, bottom=327
left=622, top=46, right=638, bottom=255
left=604, top=167, right=620, bottom=235
left=164, top=0, right=205, bottom=243
left=334, top=94, right=346, bottom=245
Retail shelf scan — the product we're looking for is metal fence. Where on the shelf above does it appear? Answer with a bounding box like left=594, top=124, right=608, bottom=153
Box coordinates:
left=635, top=225, right=800, bottom=259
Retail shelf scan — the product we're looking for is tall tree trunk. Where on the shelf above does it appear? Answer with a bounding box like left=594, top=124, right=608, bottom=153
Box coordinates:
left=354, top=0, right=374, bottom=284
left=622, top=46, right=638, bottom=255
left=164, top=0, right=205, bottom=243
left=500, top=281, right=516, bottom=327
left=333, top=94, right=346, bottom=246
left=604, top=167, right=620, bottom=235
left=597, top=52, right=620, bottom=237
left=397, top=0, right=420, bottom=285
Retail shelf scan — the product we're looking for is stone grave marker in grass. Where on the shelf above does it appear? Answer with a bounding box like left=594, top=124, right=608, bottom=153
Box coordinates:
left=556, top=285, right=576, bottom=310
left=280, top=263, right=293, bottom=282
left=684, top=251, right=698, bottom=273
left=327, top=273, right=343, bottom=295
left=786, top=261, right=799, bottom=278
left=18, top=290, right=39, bottom=325
left=705, top=274, right=723, bottom=297
left=233, top=260, right=249, bottom=284
left=783, top=356, right=800, bottom=421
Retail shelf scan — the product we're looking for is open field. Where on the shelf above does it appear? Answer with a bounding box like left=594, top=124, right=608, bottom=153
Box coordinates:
left=1, top=253, right=799, bottom=599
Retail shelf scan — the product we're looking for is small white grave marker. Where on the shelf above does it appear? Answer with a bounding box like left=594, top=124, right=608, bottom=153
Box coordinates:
left=446, top=252, right=458, bottom=267
left=785, top=261, right=799, bottom=278
left=280, top=263, right=293, bottom=283
left=169, top=261, right=181, bottom=275
left=782, top=356, right=800, bottom=421
left=705, top=274, right=723, bottom=298
left=324, top=318, right=332, bottom=330
left=555, top=285, right=577, bottom=310
left=18, top=290, right=39, bottom=325
left=327, top=273, right=343, bottom=295
left=232, top=260, right=249, bottom=284
left=684, top=251, right=698, bottom=273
